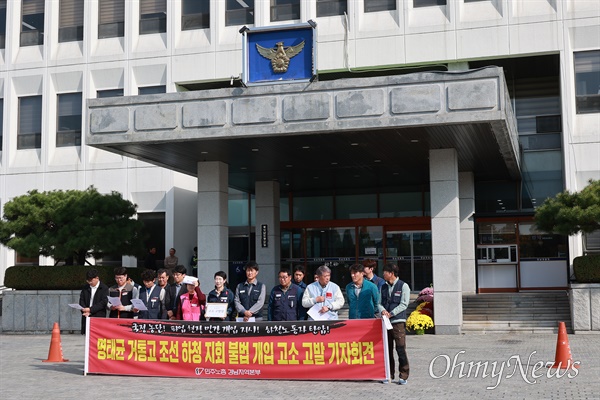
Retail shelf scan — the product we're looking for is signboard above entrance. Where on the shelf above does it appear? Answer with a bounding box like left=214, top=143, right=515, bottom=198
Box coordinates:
left=241, top=22, right=317, bottom=86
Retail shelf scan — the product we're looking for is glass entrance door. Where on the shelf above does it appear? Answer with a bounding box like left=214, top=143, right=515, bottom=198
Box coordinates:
left=385, top=231, right=432, bottom=290
left=305, top=227, right=356, bottom=288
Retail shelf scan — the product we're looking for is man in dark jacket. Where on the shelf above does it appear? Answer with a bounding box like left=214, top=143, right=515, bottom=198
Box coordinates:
left=268, top=268, right=305, bottom=321
left=79, top=269, right=109, bottom=334
left=165, top=265, right=187, bottom=320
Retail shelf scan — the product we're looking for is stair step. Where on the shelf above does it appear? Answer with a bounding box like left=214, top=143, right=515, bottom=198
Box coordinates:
left=460, top=292, right=571, bottom=334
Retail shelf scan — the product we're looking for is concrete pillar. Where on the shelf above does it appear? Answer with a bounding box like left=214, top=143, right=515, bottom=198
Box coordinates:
left=255, top=181, right=280, bottom=291
left=197, top=162, right=228, bottom=289
left=429, top=149, right=462, bottom=335
left=459, top=172, right=476, bottom=294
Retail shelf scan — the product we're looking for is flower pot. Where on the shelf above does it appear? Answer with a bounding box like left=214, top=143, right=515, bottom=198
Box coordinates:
left=415, top=328, right=425, bottom=335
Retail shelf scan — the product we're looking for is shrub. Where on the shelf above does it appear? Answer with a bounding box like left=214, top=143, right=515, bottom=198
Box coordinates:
left=4, top=265, right=144, bottom=290
left=573, top=255, right=600, bottom=283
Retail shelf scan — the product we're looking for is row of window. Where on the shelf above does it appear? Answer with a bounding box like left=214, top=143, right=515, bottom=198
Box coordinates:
left=0, top=0, right=490, bottom=48
left=0, top=86, right=165, bottom=151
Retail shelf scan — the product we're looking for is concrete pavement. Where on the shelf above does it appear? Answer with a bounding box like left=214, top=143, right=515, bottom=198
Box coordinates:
left=1, top=331, right=598, bottom=400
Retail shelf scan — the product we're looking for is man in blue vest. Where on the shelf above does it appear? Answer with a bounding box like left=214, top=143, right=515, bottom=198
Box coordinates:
left=234, top=261, right=266, bottom=321
left=363, top=259, right=386, bottom=291
left=346, top=264, right=379, bottom=319
left=378, top=262, right=411, bottom=385
left=268, top=268, right=305, bottom=321
left=138, top=269, right=163, bottom=319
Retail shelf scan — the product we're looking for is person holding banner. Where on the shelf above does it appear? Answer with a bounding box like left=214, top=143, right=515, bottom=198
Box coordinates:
left=206, top=271, right=235, bottom=321
left=346, top=264, right=379, bottom=319
left=378, top=262, right=411, bottom=385
left=176, top=276, right=206, bottom=321
left=234, top=261, right=266, bottom=321
left=302, top=265, right=344, bottom=320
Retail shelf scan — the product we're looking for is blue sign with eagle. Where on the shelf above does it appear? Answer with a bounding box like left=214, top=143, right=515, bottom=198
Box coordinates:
left=242, top=23, right=316, bottom=86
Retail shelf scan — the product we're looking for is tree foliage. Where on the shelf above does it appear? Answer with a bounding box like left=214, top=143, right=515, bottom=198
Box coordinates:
left=534, top=180, right=600, bottom=236
left=0, top=187, right=147, bottom=265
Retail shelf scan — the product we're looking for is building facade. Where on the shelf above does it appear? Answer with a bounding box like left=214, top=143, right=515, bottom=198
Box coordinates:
left=1, top=1, right=599, bottom=334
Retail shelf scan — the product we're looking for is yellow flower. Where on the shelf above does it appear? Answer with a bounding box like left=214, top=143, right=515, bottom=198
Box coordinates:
left=406, top=310, right=434, bottom=331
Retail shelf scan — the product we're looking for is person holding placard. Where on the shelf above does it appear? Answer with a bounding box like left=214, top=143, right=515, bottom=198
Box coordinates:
left=206, top=271, right=235, bottom=321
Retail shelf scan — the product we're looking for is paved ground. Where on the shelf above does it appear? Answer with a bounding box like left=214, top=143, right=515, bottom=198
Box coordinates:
left=0, top=331, right=598, bottom=400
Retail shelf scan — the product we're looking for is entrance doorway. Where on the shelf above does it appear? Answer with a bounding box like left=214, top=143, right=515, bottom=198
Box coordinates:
left=281, top=220, right=432, bottom=291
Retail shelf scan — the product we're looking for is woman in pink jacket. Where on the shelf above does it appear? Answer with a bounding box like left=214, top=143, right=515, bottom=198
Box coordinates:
left=176, top=277, right=206, bottom=321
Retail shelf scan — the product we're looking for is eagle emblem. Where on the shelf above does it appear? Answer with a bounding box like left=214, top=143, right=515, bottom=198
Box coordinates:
left=256, top=41, right=305, bottom=73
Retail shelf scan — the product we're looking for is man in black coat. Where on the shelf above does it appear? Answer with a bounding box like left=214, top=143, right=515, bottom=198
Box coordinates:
left=79, top=269, right=109, bottom=334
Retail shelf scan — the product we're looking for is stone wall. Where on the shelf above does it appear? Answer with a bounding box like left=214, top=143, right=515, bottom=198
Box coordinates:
left=2, top=290, right=82, bottom=333
left=570, top=284, right=600, bottom=333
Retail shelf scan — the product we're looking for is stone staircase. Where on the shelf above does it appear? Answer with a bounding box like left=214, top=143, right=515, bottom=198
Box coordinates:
left=462, top=292, right=572, bottom=334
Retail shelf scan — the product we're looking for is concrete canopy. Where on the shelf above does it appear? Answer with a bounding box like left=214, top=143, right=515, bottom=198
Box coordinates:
left=86, top=67, right=520, bottom=193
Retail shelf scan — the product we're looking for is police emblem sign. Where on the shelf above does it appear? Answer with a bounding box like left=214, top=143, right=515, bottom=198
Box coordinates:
left=241, top=22, right=316, bottom=86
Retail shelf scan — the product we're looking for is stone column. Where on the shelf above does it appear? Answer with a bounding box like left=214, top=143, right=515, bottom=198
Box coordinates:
left=255, top=181, right=280, bottom=291
left=459, top=172, right=476, bottom=294
left=429, top=148, right=462, bottom=334
left=197, top=162, right=228, bottom=288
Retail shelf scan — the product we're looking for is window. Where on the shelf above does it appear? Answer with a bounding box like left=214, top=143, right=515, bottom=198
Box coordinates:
left=316, top=0, right=346, bottom=17
left=140, top=0, right=166, bottom=35
left=15, top=252, right=39, bottom=266
left=59, top=0, right=83, bottom=42
left=0, top=0, right=6, bottom=49
left=21, top=0, right=45, bottom=46
left=365, top=0, right=396, bottom=13
left=226, top=0, right=254, bottom=26
left=413, top=0, right=446, bottom=7
left=0, top=98, right=3, bottom=151
left=182, top=0, right=209, bottom=30
left=57, top=92, right=82, bottom=147
left=575, top=51, right=600, bottom=114
left=271, top=0, right=300, bottom=22
left=97, top=88, right=124, bottom=98
left=18, top=95, right=42, bottom=150
left=138, top=85, right=166, bottom=95
left=99, top=0, right=124, bottom=39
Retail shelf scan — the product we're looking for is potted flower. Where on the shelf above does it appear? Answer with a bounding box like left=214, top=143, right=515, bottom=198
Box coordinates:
left=406, top=310, right=434, bottom=335
left=407, top=286, right=435, bottom=334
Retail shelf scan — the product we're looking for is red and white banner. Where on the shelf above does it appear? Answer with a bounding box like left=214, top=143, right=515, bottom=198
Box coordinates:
left=85, top=318, right=388, bottom=380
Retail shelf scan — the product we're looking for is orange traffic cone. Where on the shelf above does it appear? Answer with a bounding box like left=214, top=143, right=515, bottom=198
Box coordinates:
left=43, top=322, right=69, bottom=363
left=549, top=321, right=578, bottom=369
